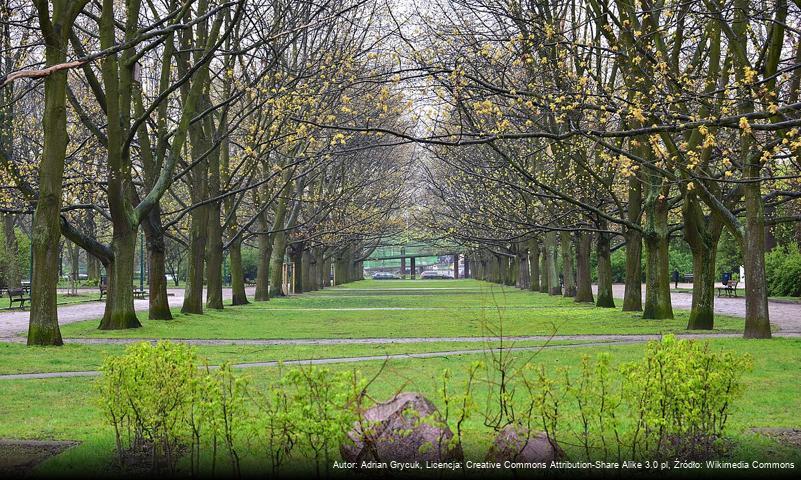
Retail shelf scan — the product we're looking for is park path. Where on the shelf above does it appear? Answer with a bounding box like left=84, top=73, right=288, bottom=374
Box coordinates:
left=593, top=284, right=801, bottom=333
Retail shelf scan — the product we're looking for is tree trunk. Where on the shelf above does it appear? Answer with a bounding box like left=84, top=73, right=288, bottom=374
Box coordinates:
left=623, top=174, right=643, bottom=311
left=743, top=181, right=771, bottom=338
left=517, top=250, right=530, bottom=289
left=596, top=223, right=615, bottom=308
left=28, top=18, right=75, bottom=345
left=205, top=202, right=224, bottom=310
left=575, top=232, right=594, bottom=303
left=143, top=210, right=172, bottom=320
left=540, top=247, right=549, bottom=293
left=623, top=230, right=643, bottom=311
left=181, top=204, right=208, bottom=314
left=99, top=227, right=141, bottom=330
left=683, top=194, right=722, bottom=330
left=290, top=242, right=304, bottom=294
left=642, top=231, right=673, bottom=319
left=506, top=255, right=517, bottom=286
left=528, top=240, right=540, bottom=292
left=642, top=174, right=673, bottom=320
left=229, top=235, right=249, bottom=305
left=269, top=232, right=288, bottom=295
left=545, top=231, right=560, bottom=295
left=560, top=231, right=576, bottom=297
left=302, top=249, right=312, bottom=292
left=254, top=228, right=272, bottom=301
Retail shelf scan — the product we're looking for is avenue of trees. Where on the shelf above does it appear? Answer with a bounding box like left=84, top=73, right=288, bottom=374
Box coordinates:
left=406, top=0, right=801, bottom=339
left=1, top=0, right=800, bottom=344
left=1, top=0, right=409, bottom=345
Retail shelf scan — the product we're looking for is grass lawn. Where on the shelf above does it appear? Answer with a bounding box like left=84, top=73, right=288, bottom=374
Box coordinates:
left=0, top=338, right=601, bottom=375
left=0, top=339, right=799, bottom=476
left=1, top=279, right=797, bottom=476
left=59, top=280, right=746, bottom=339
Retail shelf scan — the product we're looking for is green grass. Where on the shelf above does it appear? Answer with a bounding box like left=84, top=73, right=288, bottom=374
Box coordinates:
left=1, top=339, right=799, bottom=475
left=59, top=280, right=746, bottom=339
left=0, top=339, right=595, bottom=375
left=1, top=279, right=798, bottom=475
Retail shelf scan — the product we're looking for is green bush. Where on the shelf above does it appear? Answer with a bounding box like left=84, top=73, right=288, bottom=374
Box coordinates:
left=526, top=335, right=751, bottom=461
left=98, top=341, right=366, bottom=477
left=765, top=244, right=801, bottom=297
left=98, top=338, right=752, bottom=473
left=97, top=341, right=200, bottom=473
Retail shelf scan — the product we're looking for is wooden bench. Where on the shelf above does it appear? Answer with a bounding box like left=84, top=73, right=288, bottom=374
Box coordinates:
left=717, top=281, right=739, bottom=297
left=7, top=288, right=31, bottom=309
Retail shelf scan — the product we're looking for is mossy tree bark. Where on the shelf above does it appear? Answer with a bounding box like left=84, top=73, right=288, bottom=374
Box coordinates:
left=28, top=0, right=87, bottom=345
left=517, top=247, right=530, bottom=289
left=642, top=169, right=673, bottom=320
left=99, top=227, right=141, bottom=329
left=623, top=175, right=643, bottom=311
left=229, top=236, right=249, bottom=305
left=254, top=208, right=272, bottom=301
left=290, top=241, right=304, bottom=293
left=545, top=231, right=560, bottom=295
left=560, top=231, right=576, bottom=297
left=143, top=211, right=172, bottom=320
left=205, top=126, right=224, bottom=310
left=528, top=239, right=540, bottom=291
left=181, top=197, right=208, bottom=314
left=539, top=247, right=549, bottom=293
left=575, top=232, right=594, bottom=303
left=596, top=219, right=615, bottom=308
left=683, top=190, right=723, bottom=330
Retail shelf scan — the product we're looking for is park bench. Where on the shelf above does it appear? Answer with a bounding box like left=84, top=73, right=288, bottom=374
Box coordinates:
left=100, top=283, right=149, bottom=300
left=7, top=288, right=31, bottom=309
left=717, top=280, right=739, bottom=298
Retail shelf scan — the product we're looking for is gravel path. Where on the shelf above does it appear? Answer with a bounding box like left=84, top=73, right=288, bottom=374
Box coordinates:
left=594, top=284, right=801, bottom=333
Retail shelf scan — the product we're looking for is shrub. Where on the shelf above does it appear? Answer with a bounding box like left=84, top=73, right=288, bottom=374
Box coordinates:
left=98, top=342, right=367, bottom=477
left=97, top=341, right=200, bottom=473
left=526, top=336, right=751, bottom=462
left=765, top=244, right=801, bottom=297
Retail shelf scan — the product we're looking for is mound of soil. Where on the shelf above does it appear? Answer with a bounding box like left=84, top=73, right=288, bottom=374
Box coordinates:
left=0, top=439, right=79, bottom=477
